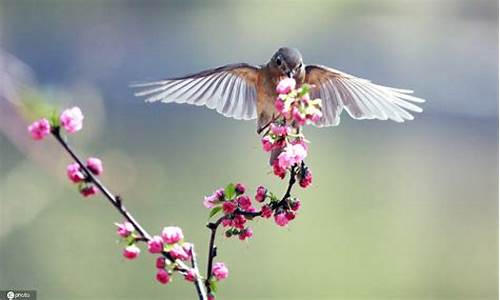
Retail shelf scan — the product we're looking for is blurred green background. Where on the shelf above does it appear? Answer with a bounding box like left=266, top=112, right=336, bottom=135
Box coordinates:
left=0, top=0, right=498, bottom=299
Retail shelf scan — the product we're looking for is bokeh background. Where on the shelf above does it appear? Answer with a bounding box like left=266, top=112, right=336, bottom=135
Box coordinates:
left=0, top=0, right=498, bottom=299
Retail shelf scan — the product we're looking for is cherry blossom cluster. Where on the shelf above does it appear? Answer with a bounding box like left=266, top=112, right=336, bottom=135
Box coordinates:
left=28, top=107, right=104, bottom=197
left=116, top=222, right=203, bottom=285
left=262, top=78, right=321, bottom=184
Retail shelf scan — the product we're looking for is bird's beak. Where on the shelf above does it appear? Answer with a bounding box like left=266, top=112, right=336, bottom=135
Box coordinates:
left=286, top=70, right=294, bottom=78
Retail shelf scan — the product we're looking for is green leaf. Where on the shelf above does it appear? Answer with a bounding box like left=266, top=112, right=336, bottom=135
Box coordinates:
left=224, top=183, right=236, bottom=200
left=209, top=206, right=223, bottom=219
left=209, top=279, right=218, bottom=293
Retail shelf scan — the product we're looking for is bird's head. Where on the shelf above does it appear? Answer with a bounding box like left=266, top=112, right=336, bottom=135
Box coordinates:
left=270, top=47, right=304, bottom=80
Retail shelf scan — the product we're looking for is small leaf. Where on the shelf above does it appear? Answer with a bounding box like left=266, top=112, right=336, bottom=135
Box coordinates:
left=224, top=183, right=236, bottom=200
left=209, top=279, right=218, bottom=293
left=209, top=206, right=223, bottom=219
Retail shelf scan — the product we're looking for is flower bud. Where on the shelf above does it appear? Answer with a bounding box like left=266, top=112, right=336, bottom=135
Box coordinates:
left=161, top=226, right=184, bottom=244
left=123, top=244, right=140, bottom=260
left=156, top=268, right=171, bottom=284
left=60, top=106, right=84, bottom=133
left=86, top=157, right=103, bottom=176
left=147, top=235, right=164, bottom=254
left=28, top=118, right=51, bottom=140
left=212, top=262, right=229, bottom=281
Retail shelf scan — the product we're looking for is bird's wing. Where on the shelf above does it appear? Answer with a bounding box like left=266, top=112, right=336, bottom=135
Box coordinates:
left=133, top=63, right=260, bottom=120
left=305, top=64, right=425, bottom=127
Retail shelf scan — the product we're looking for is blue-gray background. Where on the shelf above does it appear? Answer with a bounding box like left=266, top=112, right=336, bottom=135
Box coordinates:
left=0, top=0, right=498, bottom=299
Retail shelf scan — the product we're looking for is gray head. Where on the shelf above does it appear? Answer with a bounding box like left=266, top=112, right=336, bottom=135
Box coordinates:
left=270, top=47, right=304, bottom=78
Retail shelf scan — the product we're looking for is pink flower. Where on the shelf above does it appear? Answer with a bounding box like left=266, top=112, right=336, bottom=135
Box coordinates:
left=275, top=98, right=286, bottom=114
left=292, top=107, right=306, bottom=125
left=115, top=221, right=134, bottom=238
left=156, top=268, right=171, bottom=284
left=161, top=226, right=184, bottom=244
left=232, top=214, right=246, bottom=229
left=239, top=227, right=253, bottom=240
left=123, top=244, right=140, bottom=259
left=80, top=185, right=98, bottom=197
left=156, top=257, right=166, bottom=269
left=276, top=78, right=296, bottom=95
left=270, top=124, right=290, bottom=137
left=272, top=160, right=286, bottom=179
left=285, top=211, right=296, bottom=221
left=310, top=110, right=323, bottom=124
left=28, top=118, right=51, bottom=140
left=147, top=235, right=164, bottom=254
left=261, top=205, right=273, bottom=218
left=203, top=188, right=224, bottom=208
left=212, top=262, right=229, bottom=281
left=255, top=186, right=267, bottom=202
left=222, top=201, right=237, bottom=214
left=261, top=136, right=274, bottom=152
left=60, top=107, right=84, bottom=133
left=222, top=218, right=232, bottom=227
left=274, top=212, right=289, bottom=226
left=235, top=183, right=246, bottom=194
left=236, top=195, right=252, bottom=210
left=277, top=143, right=307, bottom=170
left=169, top=244, right=190, bottom=261
left=67, top=163, right=85, bottom=183
left=290, top=199, right=301, bottom=211
left=86, top=157, right=103, bottom=176
left=299, top=169, right=312, bottom=188
left=208, top=294, right=215, bottom=300
left=184, top=268, right=197, bottom=282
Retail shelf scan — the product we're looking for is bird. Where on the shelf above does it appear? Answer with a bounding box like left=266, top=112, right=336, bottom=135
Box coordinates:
left=134, top=47, right=424, bottom=133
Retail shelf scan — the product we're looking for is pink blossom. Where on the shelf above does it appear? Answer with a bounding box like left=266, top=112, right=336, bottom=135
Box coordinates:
left=156, top=268, right=171, bottom=284
left=184, top=268, right=197, bottom=282
left=28, top=118, right=51, bottom=140
left=80, top=185, right=98, bottom=197
left=222, top=201, right=237, bottom=214
left=261, top=136, right=274, bottom=152
left=261, top=205, right=273, bottom=218
left=60, top=107, right=84, bottom=133
left=290, top=199, right=301, bottom=211
left=123, top=244, right=140, bottom=259
left=276, top=78, right=296, bottom=95
left=274, top=212, right=289, bottom=226
left=86, top=157, right=103, bottom=176
left=67, top=163, right=85, bottom=183
left=236, top=195, right=252, bottom=210
left=222, top=218, right=232, bottom=227
left=115, top=221, right=135, bottom=237
left=310, top=110, right=323, bottom=124
left=208, top=294, right=215, bottom=300
left=232, top=214, right=246, bottom=229
left=147, top=235, right=164, bottom=254
left=291, top=107, right=306, bottom=125
left=275, top=98, right=285, bottom=113
left=285, top=211, right=296, bottom=221
left=239, top=227, right=253, bottom=240
left=235, top=183, right=246, bottom=194
left=183, top=242, right=194, bottom=257
left=169, top=244, right=190, bottom=260
left=156, top=257, right=166, bottom=269
left=212, top=262, right=229, bottom=281
left=161, top=226, right=184, bottom=244
left=270, top=124, right=290, bottom=137
left=299, top=169, right=313, bottom=188
left=272, top=160, right=286, bottom=179
left=277, top=143, right=307, bottom=170
left=203, top=188, right=224, bottom=208
left=255, top=186, right=267, bottom=202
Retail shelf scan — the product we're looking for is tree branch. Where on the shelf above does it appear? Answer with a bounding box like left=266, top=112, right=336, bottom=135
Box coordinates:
left=51, top=127, right=207, bottom=300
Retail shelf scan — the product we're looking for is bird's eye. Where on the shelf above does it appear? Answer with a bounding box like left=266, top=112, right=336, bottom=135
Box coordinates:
left=297, top=63, right=302, bottom=69
left=276, top=58, right=282, bottom=66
